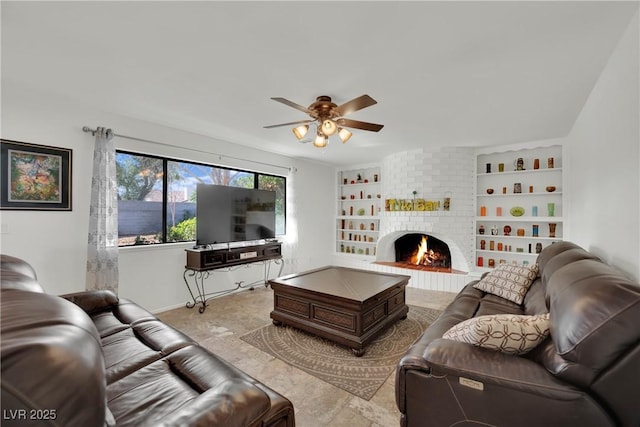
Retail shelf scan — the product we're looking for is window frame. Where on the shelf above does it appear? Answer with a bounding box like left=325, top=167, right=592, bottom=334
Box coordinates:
left=116, top=149, right=286, bottom=247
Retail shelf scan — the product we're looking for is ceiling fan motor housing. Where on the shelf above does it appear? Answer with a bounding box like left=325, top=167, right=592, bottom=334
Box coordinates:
left=308, top=96, right=339, bottom=120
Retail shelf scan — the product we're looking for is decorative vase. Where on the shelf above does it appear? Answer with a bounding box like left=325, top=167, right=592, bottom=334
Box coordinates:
left=515, top=158, right=524, bottom=171
left=549, top=223, right=557, bottom=238
left=514, top=183, right=522, bottom=193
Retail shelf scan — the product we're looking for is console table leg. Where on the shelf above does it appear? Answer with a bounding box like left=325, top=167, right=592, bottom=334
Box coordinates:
left=183, top=257, right=283, bottom=314
left=352, top=348, right=366, bottom=357
left=183, top=269, right=209, bottom=313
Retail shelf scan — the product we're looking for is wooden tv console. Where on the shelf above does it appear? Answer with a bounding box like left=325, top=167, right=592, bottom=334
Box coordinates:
left=186, top=242, right=282, bottom=271
left=184, top=242, right=283, bottom=313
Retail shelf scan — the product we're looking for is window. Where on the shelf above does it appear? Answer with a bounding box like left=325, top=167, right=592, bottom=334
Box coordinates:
left=116, top=151, right=286, bottom=246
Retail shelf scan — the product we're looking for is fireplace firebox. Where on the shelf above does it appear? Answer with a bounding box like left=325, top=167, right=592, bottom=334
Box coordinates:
left=395, top=233, right=451, bottom=269
left=375, top=230, right=468, bottom=274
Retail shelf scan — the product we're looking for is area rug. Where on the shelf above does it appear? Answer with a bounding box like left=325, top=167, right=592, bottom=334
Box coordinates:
left=240, top=306, right=441, bottom=400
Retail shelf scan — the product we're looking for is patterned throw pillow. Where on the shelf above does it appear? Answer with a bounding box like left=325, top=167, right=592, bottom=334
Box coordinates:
left=442, top=313, right=550, bottom=355
left=473, top=264, right=539, bottom=304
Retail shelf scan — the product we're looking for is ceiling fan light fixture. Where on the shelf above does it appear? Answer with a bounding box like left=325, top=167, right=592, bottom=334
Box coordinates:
left=266, top=94, right=382, bottom=149
left=338, top=128, right=353, bottom=144
left=321, top=119, right=338, bottom=136
left=313, top=133, right=328, bottom=148
left=292, top=124, right=309, bottom=140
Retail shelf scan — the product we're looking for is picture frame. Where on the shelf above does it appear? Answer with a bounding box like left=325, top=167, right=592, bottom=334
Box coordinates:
left=1, top=139, right=72, bottom=211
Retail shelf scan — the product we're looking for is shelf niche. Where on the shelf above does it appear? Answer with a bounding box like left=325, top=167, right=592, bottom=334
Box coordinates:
left=476, top=145, right=563, bottom=269
left=336, top=166, right=381, bottom=257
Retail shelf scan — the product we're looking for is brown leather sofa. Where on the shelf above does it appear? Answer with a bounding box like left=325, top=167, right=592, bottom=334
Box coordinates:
left=1, top=255, right=295, bottom=427
left=396, top=241, right=640, bottom=427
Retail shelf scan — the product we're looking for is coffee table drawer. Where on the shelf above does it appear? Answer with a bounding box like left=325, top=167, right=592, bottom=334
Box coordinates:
left=363, top=302, right=387, bottom=331
left=388, top=289, right=406, bottom=313
left=275, top=295, right=310, bottom=317
left=313, top=305, right=357, bottom=333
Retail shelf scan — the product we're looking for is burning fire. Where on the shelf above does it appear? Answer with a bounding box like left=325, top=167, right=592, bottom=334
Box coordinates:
left=410, top=236, right=441, bottom=266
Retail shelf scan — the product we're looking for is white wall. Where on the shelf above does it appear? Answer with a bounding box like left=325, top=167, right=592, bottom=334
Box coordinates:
left=1, top=85, right=335, bottom=312
left=565, top=11, right=639, bottom=280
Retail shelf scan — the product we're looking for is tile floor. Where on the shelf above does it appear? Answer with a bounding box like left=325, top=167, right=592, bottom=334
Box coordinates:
left=157, top=286, right=456, bottom=427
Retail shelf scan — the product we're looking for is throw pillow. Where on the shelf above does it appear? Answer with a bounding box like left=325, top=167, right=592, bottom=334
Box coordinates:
left=442, top=313, right=550, bottom=355
left=473, top=263, right=539, bottom=304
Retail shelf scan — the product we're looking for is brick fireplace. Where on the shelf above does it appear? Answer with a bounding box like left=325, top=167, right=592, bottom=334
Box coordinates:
left=334, top=147, right=478, bottom=293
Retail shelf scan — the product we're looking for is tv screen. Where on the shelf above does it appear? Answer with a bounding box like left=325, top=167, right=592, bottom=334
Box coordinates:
left=196, top=184, right=276, bottom=245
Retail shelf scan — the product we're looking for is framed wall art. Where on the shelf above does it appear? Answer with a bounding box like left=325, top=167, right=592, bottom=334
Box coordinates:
left=1, top=139, right=72, bottom=210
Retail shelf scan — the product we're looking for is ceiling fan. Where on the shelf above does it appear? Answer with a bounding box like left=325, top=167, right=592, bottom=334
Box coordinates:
left=264, top=94, right=383, bottom=148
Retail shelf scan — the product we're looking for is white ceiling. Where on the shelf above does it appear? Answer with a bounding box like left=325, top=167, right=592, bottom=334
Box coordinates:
left=2, top=1, right=638, bottom=166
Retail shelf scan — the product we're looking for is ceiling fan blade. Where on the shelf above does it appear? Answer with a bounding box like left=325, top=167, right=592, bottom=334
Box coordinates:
left=336, top=118, right=384, bottom=132
left=334, top=95, right=377, bottom=117
left=270, top=97, right=311, bottom=114
left=264, top=119, right=314, bottom=129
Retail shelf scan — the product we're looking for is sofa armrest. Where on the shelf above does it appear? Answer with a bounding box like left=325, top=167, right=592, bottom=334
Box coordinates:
left=61, top=290, right=119, bottom=314
left=422, top=338, right=582, bottom=398
left=397, top=338, right=616, bottom=427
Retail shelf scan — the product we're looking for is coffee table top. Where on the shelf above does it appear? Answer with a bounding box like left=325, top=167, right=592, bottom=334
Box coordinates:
left=269, top=266, right=410, bottom=302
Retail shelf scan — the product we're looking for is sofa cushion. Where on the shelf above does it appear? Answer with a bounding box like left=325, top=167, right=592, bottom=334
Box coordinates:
left=107, top=346, right=271, bottom=427
left=473, top=264, right=539, bottom=304
left=102, top=320, right=195, bottom=384
left=442, top=313, right=550, bottom=355
left=545, top=258, right=640, bottom=387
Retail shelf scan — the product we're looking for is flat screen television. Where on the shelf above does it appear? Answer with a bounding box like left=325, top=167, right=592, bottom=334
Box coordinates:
left=196, top=184, right=276, bottom=245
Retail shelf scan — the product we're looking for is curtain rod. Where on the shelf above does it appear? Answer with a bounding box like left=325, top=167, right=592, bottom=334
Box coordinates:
left=82, top=126, right=295, bottom=173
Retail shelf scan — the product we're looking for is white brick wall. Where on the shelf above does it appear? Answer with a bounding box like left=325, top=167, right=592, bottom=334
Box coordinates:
left=380, top=147, right=475, bottom=269
left=333, top=147, right=477, bottom=293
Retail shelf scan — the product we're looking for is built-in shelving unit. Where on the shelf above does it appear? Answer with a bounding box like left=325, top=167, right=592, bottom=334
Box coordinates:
left=476, top=145, right=563, bottom=268
left=336, top=166, right=381, bottom=257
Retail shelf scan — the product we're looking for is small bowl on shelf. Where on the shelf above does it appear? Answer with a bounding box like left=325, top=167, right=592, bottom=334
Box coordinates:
left=546, top=186, right=556, bottom=192
left=486, top=188, right=494, bottom=194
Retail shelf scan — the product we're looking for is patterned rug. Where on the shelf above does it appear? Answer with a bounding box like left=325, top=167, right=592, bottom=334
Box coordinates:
left=240, top=306, right=441, bottom=400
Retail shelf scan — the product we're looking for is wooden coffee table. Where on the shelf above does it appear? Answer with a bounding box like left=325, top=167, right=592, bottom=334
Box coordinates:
left=269, top=266, right=410, bottom=356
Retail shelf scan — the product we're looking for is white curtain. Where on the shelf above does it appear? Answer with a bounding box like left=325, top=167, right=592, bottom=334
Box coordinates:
left=86, top=127, right=119, bottom=292
left=282, top=167, right=299, bottom=275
